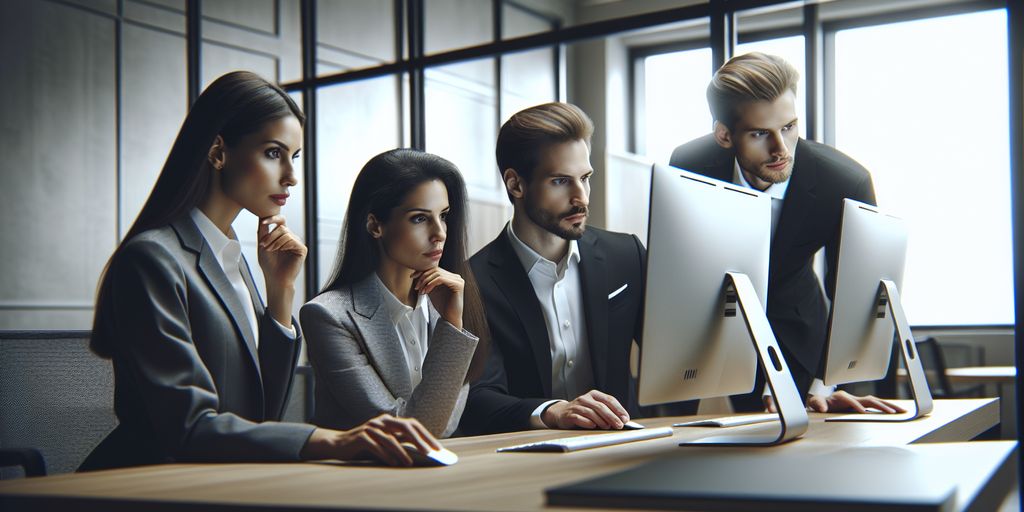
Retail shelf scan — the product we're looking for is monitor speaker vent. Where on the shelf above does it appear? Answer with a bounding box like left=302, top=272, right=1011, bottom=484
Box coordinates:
left=683, top=368, right=699, bottom=380
left=848, top=360, right=857, bottom=370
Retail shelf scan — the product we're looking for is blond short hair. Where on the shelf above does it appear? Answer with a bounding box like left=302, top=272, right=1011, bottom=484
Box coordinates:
left=707, top=52, right=800, bottom=129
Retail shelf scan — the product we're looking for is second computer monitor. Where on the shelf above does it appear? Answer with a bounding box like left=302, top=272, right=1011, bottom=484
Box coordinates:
left=822, top=198, right=932, bottom=421
left=637, top=164, right=769, bottom=406
left=822, top=199, right=908, bottom=386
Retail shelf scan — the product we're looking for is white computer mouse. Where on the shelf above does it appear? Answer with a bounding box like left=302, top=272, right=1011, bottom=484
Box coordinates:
left=401, top=443, right=459, bottom=467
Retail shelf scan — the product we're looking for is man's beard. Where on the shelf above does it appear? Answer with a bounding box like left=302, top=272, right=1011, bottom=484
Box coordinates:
left=523, top=194, right=588, bottom=240
left=748, top=157, right=793, bottom=184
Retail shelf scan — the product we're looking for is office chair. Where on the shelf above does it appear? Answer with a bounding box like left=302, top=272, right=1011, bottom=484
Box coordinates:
left=0, top=447, right=46, bottom=477
left=875, top=336, right=986, bottom=399
left=0, top=331, right=116, bottom=478
left=915, top=337, right=986, bottom=398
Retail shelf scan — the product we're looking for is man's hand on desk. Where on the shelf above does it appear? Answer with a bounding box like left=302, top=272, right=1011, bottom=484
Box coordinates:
left=764, top=391, right=907, bottom=414
left=300, top=413, right=441, bottom=467
left=806, top=390, right=907, bottom=414
left=542, top=390, right=630, bottom=429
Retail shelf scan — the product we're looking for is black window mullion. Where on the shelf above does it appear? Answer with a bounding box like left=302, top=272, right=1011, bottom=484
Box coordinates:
left=1009, top=2, right=1024, bottom=503
left=395, top=0, right=407, bottom=146
left=185, top=0, right=201, bottom=107
left=821, top=26, right=836, bottom=147
left=408, top=0, right=426, bottom=151
left=709, top=0, right=736, bottom=73
left=494, top=0, right=503, bottom=127
left=300, top=0, right=319, bottom=298
left=803, top=3, right=824, bottom=143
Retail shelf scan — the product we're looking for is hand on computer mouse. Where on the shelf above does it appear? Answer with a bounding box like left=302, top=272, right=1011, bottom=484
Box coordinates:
left=401, top=443, right=459, bottom=467
left=301, top=413, right=440, bottom=467
left=541, top=390, right=630, bottom=430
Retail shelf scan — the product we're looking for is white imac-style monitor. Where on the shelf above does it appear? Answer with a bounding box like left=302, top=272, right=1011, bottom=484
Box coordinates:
left=637, top=164, right=808, bottom=446
left=822, top=199, right=933, bottom=422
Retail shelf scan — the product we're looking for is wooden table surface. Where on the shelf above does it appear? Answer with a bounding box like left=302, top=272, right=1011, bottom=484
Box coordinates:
left=0, top=398, right=1002, bottom=512
left=945, top=366, right=1016, bottom=384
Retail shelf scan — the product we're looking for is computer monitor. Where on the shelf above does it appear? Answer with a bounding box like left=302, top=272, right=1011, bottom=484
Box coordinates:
left=822, top=199, right=933, bottom=422
left=637, top=164, right=808, bottom=446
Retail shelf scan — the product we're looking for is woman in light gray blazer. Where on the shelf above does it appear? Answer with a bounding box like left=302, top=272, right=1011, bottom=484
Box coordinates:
left=82, top=72, right=439, bottom=471
left=302, top=149, right=489, bottom=438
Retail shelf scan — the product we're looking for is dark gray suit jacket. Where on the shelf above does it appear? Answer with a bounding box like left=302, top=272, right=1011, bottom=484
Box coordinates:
left=670, top=135, right=876, bottom=405
left=301, top=275, right=479, bottom=437
left=79, top=216, right=314, bottom=471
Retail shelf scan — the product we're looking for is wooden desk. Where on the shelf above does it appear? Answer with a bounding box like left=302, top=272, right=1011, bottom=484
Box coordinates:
left=945, top=366, right=1016, bottom=384
left=899, top=366, right=1016, bottom=438
left=897, top=366, right=1016, bottom=385
left=0, top=399, right=1004, bottom=512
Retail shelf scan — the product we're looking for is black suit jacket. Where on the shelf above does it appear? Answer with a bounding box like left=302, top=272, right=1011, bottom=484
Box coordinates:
left=670, top=135, right=876, bottom=399
left=459, top=226, right=646, bottom=435
left=79, top=216, right=314, bottom=471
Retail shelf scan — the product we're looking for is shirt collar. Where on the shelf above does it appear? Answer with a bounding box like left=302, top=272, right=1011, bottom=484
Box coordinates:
left=732, top=155, right=793, bottom=201
left=506, top=221, right=580, bottom=277
left=190, top=208, right=241, bottom=268
left=373, top=273, right=429, bottom=323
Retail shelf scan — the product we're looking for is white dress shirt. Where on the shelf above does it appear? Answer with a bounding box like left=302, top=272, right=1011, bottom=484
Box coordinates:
left=374, top=273, right=431, bottom=388
left=190, top=209, right=295, bottom=347
left=506, top=222, right=595, bottom=428
left=732, top=161, right=833, bottom=399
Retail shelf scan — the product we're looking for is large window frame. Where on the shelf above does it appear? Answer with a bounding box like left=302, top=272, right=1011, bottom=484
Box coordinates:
left=178, top=0, right=809, bottom=299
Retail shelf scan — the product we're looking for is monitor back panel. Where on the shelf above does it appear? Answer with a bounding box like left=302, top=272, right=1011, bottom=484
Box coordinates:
left=823, top=199, right=908, bottom=386
left=638, top=165, right=770, bottom=406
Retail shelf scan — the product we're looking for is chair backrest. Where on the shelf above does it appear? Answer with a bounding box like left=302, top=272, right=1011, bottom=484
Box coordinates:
left=0, top=331, right=116, bottom=478
left=282, top=365, right=315, bottom=424
left=914, top=337, right=955, bottom=397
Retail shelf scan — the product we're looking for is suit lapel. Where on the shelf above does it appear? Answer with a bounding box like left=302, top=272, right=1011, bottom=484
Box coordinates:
left=349, top=275, right=413, bottom=399
left=770, top=139, right=818, bottom=283
left=171, top=217, right=262, bottom=379
left=577, top=230, right=609, bottom=388
left=488, top=229, right=554, bottom=397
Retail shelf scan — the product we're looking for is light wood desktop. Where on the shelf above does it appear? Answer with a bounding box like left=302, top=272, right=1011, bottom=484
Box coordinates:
left=898, top=366, right=1016, bottom=385
left=0, top=399, right=1005, bottom=512
left=945, top=366, right=1016, bottom=384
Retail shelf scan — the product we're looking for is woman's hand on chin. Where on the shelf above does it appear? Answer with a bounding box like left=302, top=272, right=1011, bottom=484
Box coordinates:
left=257, top=214, right=307, bottom=288
left=412, top=266, right=464, bottom=329
left=257, top=214, right=306, bottom=325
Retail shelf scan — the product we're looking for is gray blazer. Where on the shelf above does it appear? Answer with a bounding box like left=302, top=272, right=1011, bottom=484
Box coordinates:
left=79, top=216, right=314, bottom=471
left=301, top=275, right=479, bottom=437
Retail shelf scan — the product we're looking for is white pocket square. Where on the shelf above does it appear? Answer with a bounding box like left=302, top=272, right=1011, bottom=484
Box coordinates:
left=608, top=283, right=628, bottom=300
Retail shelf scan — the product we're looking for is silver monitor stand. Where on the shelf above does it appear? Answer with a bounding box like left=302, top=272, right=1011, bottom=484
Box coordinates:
left=682, top=272, right=809, bottom=446
left=826, top=280, right=933, bottom=422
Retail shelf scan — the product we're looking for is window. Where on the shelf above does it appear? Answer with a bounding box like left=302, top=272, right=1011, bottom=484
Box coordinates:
left=833, top=9, right=1012, bottom=326
left=639, top=48, right=712, bottom=163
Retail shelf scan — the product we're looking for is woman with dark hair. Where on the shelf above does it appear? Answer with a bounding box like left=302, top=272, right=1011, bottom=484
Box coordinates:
left=301, top=149, right=489, bottom=437
left=81, top=71, right=439, bottom=471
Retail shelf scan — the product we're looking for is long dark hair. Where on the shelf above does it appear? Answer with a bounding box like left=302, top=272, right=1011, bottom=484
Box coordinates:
left=321, top=149, right=490, bottom=383
left=90, top=71, right=305, bottom=357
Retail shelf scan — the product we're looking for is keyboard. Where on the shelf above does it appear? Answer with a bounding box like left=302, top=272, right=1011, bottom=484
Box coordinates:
left=496, top=427, right=673, bottom=453
left=673, top=413, right=779, bottom=428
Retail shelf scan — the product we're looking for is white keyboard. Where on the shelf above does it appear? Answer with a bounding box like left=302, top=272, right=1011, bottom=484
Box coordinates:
left=673, top=413, right=780, bottom=428
left=497, top=427, right=673, bottom=453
